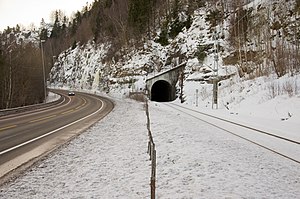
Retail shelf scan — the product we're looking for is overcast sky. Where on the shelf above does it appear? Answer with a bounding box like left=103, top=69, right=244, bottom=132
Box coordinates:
left=0, top=0, right=95, bottom=31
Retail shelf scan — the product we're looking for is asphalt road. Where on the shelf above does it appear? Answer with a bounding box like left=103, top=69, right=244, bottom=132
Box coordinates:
left=0, top=90, right=114, bottom=180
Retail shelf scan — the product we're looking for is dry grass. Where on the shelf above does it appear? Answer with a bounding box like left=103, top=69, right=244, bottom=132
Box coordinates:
left=128, top=92, right=147, bottom=102
left=267, top=77, right=299, bottom=99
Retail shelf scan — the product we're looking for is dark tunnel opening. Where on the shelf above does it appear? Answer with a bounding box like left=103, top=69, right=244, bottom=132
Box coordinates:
left=151, top=80, right=173, bottom=102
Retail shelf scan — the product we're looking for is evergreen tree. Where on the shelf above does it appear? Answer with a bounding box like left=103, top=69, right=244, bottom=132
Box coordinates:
left=128, top=0, right=154, bottom=35
left=40, top=29, right=48, bottom=40
left=171, top=0, right=180, bottom=19
left=296, top=0, right=300, bottom=13
left=15, top=24, right=21, bottom=33
left=50, top=11, right=61, bottom=38
left=156, top=19, right=169, bottom=46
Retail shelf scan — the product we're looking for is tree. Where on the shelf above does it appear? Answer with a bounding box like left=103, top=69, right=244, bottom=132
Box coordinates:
left=0, top=53, right=7, bottom=108
left=296, top=0, right=300, bottom=13
left=128, top=0, right=153, bottom=35
left=156, top=23, right=169, bottom=46
left=50, top=11, right=61, bottom=38
left=0, top=29, right=45, bottom=108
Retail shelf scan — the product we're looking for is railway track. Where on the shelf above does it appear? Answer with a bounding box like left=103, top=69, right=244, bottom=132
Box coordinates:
left=164, top=103, right=300, bottom=164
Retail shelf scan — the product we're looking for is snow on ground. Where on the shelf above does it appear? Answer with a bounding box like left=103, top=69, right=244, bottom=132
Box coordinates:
left=0, top=95, right=299, bottom=198
left=183, top=73, right=300, bottom=142
left=46, top=92, right=60, bottom=103
left=0, top=99, right=150, bottom=198
left=150, top=102, right=300, bottom=198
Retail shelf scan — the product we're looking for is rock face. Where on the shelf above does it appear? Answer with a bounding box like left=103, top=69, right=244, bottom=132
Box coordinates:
left=48, top=0, right=300, bottom=101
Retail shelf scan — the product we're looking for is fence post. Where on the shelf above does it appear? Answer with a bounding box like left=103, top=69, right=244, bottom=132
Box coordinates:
left=145, top=98, right=156, bottom=198
left=147, top=141, right=151, bottom=155
left=148, top=142, right=152, bottom=161
left=151, top=148, right=156, bottom=199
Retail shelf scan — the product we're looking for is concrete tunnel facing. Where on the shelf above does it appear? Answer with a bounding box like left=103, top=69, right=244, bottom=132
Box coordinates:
left=145, top=62, right=186, bottom=102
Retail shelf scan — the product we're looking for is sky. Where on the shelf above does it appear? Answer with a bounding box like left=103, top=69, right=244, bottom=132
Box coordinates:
left=0, top=0, right=95, bottom=31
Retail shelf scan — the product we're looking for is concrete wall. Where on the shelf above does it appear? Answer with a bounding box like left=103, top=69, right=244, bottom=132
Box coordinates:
left=146, top=64, right=185, bottom=101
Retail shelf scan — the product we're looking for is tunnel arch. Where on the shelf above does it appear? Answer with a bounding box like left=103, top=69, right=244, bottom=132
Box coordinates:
left=150, top=80, right=173, bottom=102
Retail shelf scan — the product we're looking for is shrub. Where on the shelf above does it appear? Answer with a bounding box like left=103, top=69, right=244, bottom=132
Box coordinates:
left=267, top=77, right=299, bottom=99
left=169, top=18, right=186, bottom=39
left=196, top=44, right=213, bottom=63
left=156, top=28, right=169, bottom=46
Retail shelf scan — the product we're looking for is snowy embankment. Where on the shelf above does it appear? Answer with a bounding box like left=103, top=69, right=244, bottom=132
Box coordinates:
left=46, top=92, right=60, bottom=103
left=0, top=97, right=299, bottom=198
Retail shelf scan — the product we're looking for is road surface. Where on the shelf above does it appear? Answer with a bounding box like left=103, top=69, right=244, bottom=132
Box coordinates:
left=0, top=90, right=114, bottom=180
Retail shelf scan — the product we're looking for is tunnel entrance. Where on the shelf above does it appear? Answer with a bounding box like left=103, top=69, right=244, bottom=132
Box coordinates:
left=151, top=80, right=173, bottom=102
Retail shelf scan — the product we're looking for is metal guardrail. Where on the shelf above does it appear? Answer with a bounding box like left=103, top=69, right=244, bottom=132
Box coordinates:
left=0, top=94, right=64, bottom=117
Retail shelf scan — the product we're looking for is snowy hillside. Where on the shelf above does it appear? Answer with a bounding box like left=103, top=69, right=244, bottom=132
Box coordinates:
left=2, top=29, right=40, bottom=47
left=49, top=0, right=300, bottom=121
left=49, top=6, right=233, bottom=93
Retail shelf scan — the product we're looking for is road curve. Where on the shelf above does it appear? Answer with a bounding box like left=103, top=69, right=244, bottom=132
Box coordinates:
left=0, top=90, right=114, bottom=180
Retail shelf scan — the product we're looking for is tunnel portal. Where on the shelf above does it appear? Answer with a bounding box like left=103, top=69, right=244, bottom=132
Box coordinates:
left=150, top=80, right=173, bottom=102
left=146, top=62, right=186, bottom=102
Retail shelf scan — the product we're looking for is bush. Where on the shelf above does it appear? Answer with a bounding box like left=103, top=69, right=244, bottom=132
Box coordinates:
left=205, top=9, right=222, bottom=27
left=267, top=77, right=299, bottom=99
left=129, top=92, right=147, bottom=102
left=156, top=28, right=169, bottom=46
left=169, top=18, right=185, bottom=39
left=196, top=44, right=213, bottom=63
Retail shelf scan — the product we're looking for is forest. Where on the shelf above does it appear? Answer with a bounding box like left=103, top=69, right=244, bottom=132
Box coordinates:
left=0, top=0, right=300, bottom=109
left=0, top=30, right=44, bottom=109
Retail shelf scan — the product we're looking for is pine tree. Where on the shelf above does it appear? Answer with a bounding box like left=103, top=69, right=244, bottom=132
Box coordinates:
left=128, top=0, right=154, bottom=35
left=50, top=11, right=61, bottom=38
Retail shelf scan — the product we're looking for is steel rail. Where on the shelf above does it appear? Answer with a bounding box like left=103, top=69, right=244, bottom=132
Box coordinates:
left=165, top=103, right=300, bottom=164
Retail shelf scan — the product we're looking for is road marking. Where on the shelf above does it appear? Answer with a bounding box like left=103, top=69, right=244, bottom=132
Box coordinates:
left=83, top=98, right=87, bottom=105
left=0, top=98, right=105, bottom=156
left=61, top=109, right=74, bottom=115
left=75, top=106, right=81, bottom=110
left=29, top=115, right=57, bottom=123
left=0, top=125, right=17, bottom=132
left=75, top=97, right=87, bottom=110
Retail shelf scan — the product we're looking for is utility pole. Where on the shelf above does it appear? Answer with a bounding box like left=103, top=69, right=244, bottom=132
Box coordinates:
left=212, top=30, right=219, bottom=109
left=6, top=50, right=12, bottom=109
left=41, top=40, right=46, bottom=103
left=179, top=68, right=184, bottom=103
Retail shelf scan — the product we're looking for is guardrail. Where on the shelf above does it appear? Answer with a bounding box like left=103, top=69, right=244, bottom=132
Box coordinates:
left=145, top=99, right=156, bottom=199
left=0, top=94, right=64, bottom=117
